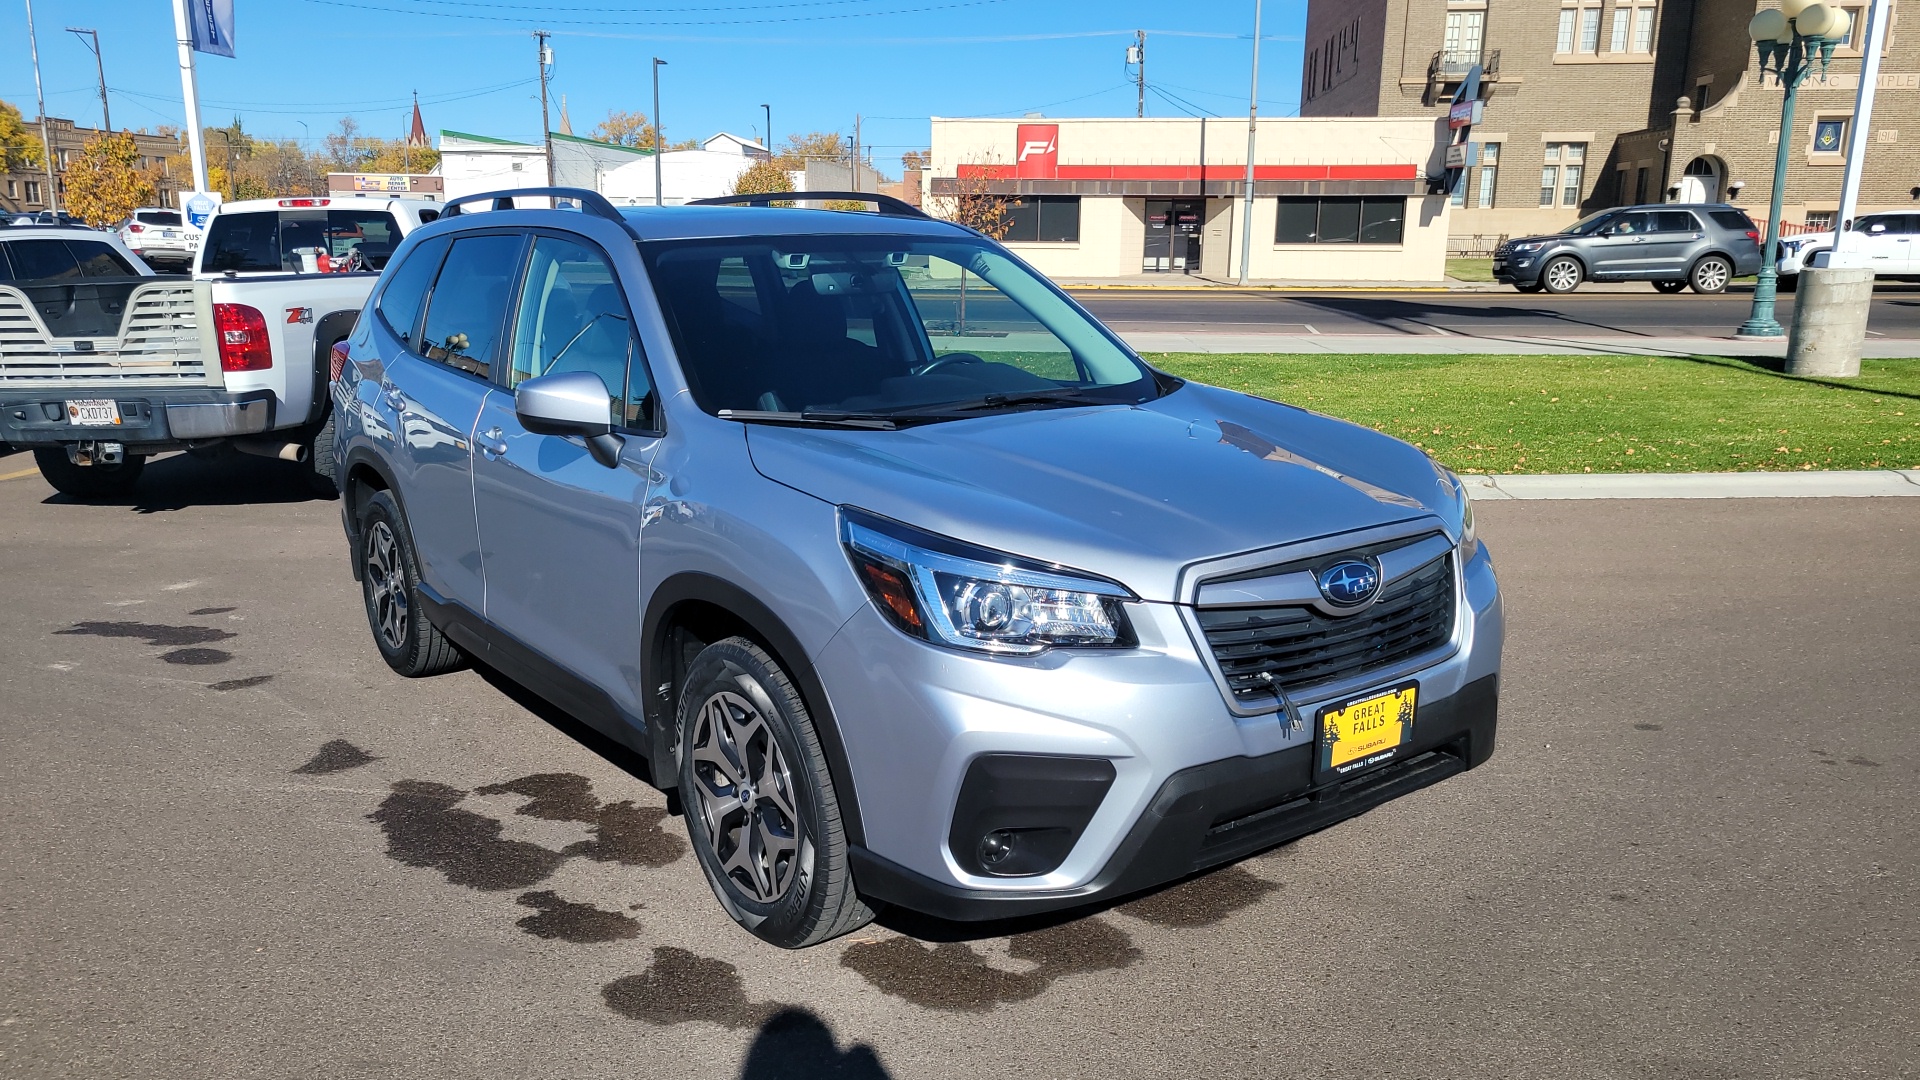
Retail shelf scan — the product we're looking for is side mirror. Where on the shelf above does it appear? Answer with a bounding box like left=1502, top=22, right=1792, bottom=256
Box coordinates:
left=514, top=370, right=624, bottom=467
left=1870, top=223, right=1888, bottom=234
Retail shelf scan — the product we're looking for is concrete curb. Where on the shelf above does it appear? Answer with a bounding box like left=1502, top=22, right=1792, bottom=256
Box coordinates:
left=1460, top=470, right=1920, bottom=500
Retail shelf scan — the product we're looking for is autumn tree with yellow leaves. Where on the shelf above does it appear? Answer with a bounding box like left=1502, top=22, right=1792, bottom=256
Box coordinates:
left=63, top=132, right=157, bottom=226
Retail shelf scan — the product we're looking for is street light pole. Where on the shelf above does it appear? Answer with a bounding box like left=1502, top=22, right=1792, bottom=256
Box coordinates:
left=67, top=28, right=110, bottom=132
left=1739, top=1, right=1849, bottom=338
left=762, top=104, right=772, bottom=155
left=652, top=58, right=667, bottom=205
left=1237, top=0, right=1263, bottom=286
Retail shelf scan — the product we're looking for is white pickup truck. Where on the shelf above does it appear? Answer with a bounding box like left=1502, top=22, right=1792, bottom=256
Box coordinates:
left=0, top=194, right=440, bottom=499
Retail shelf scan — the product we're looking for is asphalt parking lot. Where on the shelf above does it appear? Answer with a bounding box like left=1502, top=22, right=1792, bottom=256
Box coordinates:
left=2, top=449, right=1915, bottom=1080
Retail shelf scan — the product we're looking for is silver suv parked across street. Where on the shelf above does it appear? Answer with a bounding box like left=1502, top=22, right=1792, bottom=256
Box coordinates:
left=1493, top=202, right=1761, bottom=294
left=334, top=188, right=1504, bottom=948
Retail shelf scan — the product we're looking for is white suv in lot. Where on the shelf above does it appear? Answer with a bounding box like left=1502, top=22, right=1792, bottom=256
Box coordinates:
left=114, top=208, right=196, bottom=270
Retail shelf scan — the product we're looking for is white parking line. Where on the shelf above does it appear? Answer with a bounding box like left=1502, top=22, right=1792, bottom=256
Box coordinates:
left=1302, top=324, right=1320, bottom=335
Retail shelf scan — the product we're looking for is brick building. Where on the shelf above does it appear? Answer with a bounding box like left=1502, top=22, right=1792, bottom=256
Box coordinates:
left=1303, top=0, right=1913, bottom=245
left=1, top=117, right=186, bottom=216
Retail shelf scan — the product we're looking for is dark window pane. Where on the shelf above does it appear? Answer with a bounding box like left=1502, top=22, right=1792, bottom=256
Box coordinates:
left=508, top=236, right=634, bottom=427
left=1654, top=211, right=1700, bottom=233
left=1037, top=197, right=1080, bottom=242
left=4, top=239, right=83, bottom=281
left=419, top=234, right=524, bottom=379
left=1359, top=199, right=1405, bottom=244
left=1318, top=198, right=1362, bottom=243
left=201, top=211, right=282, bottom=273
left=136, top=211, right=183, bottom=226
left=1612, top=211, right=1655, bottom=235
left=326, top=209, right=403, bottom=268
left=70, top=241, right=137, bottom=277
left=1002, top=197, right=1040, bottom=243
left=377, top=234, right=451, bottom=348
left=1708, top=210, right=1755, bottom=231
left=1276, top=200, right=1319, bottom=243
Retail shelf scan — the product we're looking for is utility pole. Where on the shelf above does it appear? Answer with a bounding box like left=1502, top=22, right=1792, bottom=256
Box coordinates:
left=25, top=0, right=59, bottom=213
left=1133, top=31, right=1147, bottom=118
left=67, top=28, right=110, bottom=132
left=652, top=58, right=667, bottom=205
left=762, top=104, right=772, bottom=155
left=535, top=30, right=554, bottom=187
left=853, top=114, right=862, bottom=191
left=1237, top=0, right=1263, bottom=285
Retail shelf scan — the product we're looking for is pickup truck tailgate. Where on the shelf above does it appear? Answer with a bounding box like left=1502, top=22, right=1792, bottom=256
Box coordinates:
left=0, top=279, right=215, bottom=389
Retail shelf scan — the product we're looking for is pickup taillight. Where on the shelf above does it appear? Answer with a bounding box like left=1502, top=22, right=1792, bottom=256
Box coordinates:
left=330, top=340, right=351, bottom=382
left=213, top=303, right=272, bottom=372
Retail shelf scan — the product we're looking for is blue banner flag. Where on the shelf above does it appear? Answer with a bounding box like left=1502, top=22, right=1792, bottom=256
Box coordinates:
left=188, top=0, right=235, bottom=58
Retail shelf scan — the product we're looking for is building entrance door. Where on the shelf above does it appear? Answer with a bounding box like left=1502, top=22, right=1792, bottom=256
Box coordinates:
left=1144, top=199, right=1205, bottom=273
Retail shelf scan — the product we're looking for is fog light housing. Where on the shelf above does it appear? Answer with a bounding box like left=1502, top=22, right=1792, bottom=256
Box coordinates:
left=977, top=831, right=1017, bottom=867
left=949, top=754, right=1116, bottom=878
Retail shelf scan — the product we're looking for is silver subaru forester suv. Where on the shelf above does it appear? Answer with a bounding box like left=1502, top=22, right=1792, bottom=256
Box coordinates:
left=333, top=188, right=1503, bottom=948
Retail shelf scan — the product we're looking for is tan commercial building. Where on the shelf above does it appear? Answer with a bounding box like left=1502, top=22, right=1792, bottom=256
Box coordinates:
left=927, top=116, right=1453, bottom=281
left=1304, top=0, right=1920, bottom=246
left=1, top=117, right=186, bottom=216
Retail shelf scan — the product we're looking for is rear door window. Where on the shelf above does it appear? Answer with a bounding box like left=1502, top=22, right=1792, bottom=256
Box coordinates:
left=418, top=233, right=525, bottom=379
left=0, top=239, right=136, bottom=281
left=375, top=234, right=452, bottom=349
left=1653, top=211, right=1702, bottom=234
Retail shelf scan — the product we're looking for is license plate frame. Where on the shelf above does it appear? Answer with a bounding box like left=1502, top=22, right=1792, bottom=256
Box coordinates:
left=65, top=398, right=122, bottom=427
left=1316, top=681, right=1418, bottom=781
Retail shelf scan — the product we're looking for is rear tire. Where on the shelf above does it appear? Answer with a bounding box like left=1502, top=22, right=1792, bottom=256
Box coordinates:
left=1653, top=280, right=1688, bottom=294
left=33, top=448, right=146, bottom=500
left=357, top=490, right=465, bottom=677
left=677, top=636, right=873, bottom=949
left=1690, top=254, right=1734, bottom=294
left=303, top=414, right=339, bottom=499
left=1540, top=256, right=1584, bottom=294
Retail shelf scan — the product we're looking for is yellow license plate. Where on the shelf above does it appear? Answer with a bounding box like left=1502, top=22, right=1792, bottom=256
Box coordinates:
left=1318, top=683, right=1417, bottom=778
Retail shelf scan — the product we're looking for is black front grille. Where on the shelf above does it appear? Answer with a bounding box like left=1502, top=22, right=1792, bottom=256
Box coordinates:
left=1198, top=554, right=1455, bottom=701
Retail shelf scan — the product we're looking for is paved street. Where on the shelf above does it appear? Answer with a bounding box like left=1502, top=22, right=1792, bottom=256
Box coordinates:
left=1069, top=286, right=1920, bottom=340
left=1, top=449, right=1915, bottom=1080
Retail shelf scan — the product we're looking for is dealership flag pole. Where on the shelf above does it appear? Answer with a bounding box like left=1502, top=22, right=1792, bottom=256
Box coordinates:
left=1237, top=0, right=1263, bottom=286
left=1829, top=0, right=1890, bottom=267
left=170, top=0, right=210, bottom=193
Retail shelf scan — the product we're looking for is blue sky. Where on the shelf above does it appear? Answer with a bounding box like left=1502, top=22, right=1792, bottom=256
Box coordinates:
left=4, top=0, right=1305, bottom=174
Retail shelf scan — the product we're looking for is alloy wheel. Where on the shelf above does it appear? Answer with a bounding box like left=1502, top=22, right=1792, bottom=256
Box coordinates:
left=688, top=690, right=802, bottom=904
left=364, top=521, right=409, bottom=652
left=1694, top=258, right=1731, bottom=293
left=1545, top=259, right=1581, bottom=293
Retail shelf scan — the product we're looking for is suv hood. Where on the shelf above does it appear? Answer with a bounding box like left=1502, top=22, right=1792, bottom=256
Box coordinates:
left=744, top=382, right=1459, bottom=603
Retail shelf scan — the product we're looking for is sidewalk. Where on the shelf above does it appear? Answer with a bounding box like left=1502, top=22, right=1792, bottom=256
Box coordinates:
left=1118, top=330, right=1920, bottom=358
left=1462, top=470, right=1920, bottom=499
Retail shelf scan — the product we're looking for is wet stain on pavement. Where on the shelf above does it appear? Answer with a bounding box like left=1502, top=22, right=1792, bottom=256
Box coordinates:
left=294, top=739, right=377, bottom=775
left=1633, top=723, right=1663, bottom=732
left=210, top=674, right=274, bottom=691
left=368, top=780, right=568, bottom=891
left=514, top=890, right=642, bottom=943
left=55, top=621, right=236, bottom=647
left=162, top=647, right=232, bottom=665
left=1846, top=756, right=1881, bottom=768
left=840, top=918, right=1139, bottom=1012
left=476, top=772, right=686, bottom=867
left=603, top=947, right=786, bottom=1028
left=188, top=607, right=236, bottom=616
left=1116, top=865, right=1281, bottom=928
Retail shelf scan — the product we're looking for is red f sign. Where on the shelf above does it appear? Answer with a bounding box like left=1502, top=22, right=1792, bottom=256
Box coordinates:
left=1014, top=124, right=1059, bottom=178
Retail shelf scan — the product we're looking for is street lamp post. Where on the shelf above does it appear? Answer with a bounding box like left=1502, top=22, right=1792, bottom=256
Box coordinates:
left=1738, top=0, right=1852, bottom=338
left=653, top=58, right=667, bottom=206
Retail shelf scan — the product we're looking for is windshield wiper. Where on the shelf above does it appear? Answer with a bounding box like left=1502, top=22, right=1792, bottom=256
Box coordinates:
left=717, top=409, right=900, bottom=430
left=894, top=387, right=1116, bottom=416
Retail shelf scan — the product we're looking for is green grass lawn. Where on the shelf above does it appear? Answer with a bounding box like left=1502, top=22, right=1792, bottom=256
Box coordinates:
left=1145, top=352, right=1920, bottom=474
left=1445, top=258, right=1495, bottom=282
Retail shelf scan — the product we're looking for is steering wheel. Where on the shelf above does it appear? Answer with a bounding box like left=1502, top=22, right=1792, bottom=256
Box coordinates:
left=916, top=352, right=986, bottom=376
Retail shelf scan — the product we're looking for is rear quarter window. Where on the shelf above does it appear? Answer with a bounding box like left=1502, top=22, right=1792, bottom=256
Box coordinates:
left=1709, top=210, right=1756, bottom=231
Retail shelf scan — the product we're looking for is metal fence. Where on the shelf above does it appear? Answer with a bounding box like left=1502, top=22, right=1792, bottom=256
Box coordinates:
left=1447, top=234, right=1508, bottom=258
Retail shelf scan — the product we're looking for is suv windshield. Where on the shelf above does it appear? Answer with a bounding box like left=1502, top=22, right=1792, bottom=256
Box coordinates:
left=1560, top=211, right=1619, bottom=235
left=642, top=236, right=1156, bottom=419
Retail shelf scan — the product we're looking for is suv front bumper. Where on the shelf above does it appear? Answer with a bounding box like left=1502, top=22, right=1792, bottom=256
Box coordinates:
left=0, top=389, right=274, bottom=450
left=1491, top=252, right=1541, bottom=285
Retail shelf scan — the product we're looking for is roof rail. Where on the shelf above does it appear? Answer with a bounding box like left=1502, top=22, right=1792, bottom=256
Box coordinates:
left=442, top=186, right=627, bottom=225
left=689, top=191, right=930, bottom=219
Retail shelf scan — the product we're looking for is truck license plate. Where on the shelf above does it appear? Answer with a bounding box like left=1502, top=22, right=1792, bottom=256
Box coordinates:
left=66, top=399, right=122, bottom=426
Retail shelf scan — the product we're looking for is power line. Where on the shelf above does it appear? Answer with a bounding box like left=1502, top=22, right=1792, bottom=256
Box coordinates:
left=108, top=79, right=536, bottom=115
left=295, top=0, right=1017, bottom=26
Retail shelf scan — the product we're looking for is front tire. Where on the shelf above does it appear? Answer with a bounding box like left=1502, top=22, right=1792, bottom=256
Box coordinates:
left=1690, top=254, right=1734, bottom=294
left=677, top=636, right=872, bottom=949
left=33, top=448, right=145, bottom=500
left=357, top=490, right=464, bottom=677
left=1513, top=282, right=1546, bottom=294
left=1540, top=256, right=1584, bottom=294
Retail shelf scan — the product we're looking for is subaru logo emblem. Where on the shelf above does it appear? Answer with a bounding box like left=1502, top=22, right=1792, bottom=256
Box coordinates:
left=1318, top=559, right=1381, bottom=608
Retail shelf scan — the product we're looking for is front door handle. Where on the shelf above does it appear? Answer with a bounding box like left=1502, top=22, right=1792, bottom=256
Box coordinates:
left=476, top=426, right=508, bottom=458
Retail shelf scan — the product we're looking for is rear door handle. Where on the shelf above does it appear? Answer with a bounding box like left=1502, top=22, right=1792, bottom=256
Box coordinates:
left=476, top=426, right=508, bottom=458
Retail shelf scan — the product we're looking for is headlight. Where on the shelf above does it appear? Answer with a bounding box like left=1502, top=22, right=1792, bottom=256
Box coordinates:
left=1511, top=241, right=1546, bottom=253
left=1437, top=467, right=1479, bottom=560
left=841, top=508, right=1135, bottom=655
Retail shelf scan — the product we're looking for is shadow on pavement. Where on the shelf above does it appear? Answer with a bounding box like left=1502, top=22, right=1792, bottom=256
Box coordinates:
left=738, top=1009, right=891, bottom=1079
left=38, top=450, right=325, bottom=513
